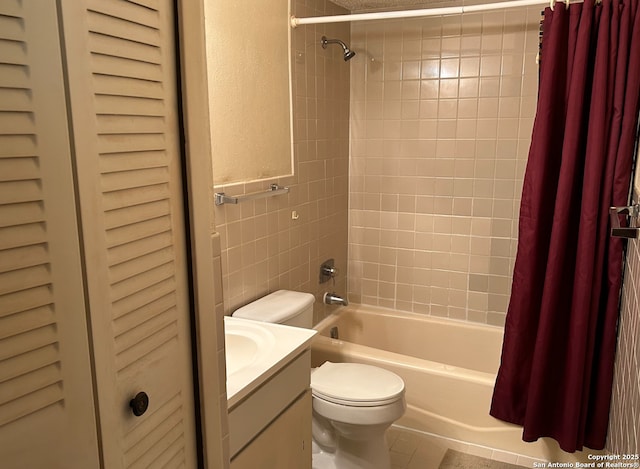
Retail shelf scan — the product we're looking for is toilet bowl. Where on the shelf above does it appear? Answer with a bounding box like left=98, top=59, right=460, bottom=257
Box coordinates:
left=233, top=290, right=406, bottom=469
left=310, top=362, right=405, bottom=469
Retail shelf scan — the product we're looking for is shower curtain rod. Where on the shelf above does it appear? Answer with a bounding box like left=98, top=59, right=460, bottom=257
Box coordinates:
left=291, top=0, right=550, bottom=27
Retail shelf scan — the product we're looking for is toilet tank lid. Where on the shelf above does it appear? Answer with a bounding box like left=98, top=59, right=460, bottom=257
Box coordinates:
left=232, top=290, right=315, bottom=323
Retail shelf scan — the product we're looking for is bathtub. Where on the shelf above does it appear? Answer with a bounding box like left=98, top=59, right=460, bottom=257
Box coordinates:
left=312, top=305, right=589, bottom=462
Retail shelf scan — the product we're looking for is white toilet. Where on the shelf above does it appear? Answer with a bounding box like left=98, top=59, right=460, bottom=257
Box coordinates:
left=233, top=290, right=406, bottom=469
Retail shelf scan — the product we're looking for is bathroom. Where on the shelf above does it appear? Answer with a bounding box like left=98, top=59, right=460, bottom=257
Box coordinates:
left=207, top=0, right=640, bottom=467
left=1, top=0, right=636, bottom=468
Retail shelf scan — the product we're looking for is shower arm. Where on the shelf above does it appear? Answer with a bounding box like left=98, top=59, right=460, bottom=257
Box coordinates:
left=322, top=37, right=346, bottom=48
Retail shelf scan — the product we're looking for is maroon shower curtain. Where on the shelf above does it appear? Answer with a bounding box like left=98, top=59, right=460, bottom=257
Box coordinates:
left=490, top=0, right=640, bottom=453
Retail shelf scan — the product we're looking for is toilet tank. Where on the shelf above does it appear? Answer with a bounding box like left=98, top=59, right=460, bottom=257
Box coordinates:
left=232, top=290, right=315, bottom=328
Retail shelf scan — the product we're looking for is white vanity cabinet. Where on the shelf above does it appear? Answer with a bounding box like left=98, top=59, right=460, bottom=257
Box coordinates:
left=229, top=350, right=312, bottom=469
left=231, top=390, right=312, bottom=469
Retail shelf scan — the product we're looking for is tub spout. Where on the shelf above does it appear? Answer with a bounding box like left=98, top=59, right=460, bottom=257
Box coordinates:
left=323, top=292, right=348, bottom=306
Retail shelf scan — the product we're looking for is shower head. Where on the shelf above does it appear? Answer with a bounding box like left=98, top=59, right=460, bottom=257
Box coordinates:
left=321, top=36, right=356, bottom=61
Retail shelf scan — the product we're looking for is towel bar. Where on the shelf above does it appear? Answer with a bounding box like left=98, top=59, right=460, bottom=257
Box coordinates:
left=214, top=184, right=289, bottom=206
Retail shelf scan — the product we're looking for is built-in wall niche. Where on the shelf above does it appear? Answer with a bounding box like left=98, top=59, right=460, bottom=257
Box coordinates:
left=205, top=0, right=294, bottom=185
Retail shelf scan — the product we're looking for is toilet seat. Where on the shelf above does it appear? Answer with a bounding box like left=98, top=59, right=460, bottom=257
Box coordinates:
left=311, top=362, right=405, bottom=407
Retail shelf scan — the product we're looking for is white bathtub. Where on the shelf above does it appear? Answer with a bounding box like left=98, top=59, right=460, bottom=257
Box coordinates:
left=312, top=305, right=593, bottom=463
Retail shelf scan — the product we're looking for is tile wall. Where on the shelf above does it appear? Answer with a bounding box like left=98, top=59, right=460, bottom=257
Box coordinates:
left=206, top=0, right=640, bottom=458
left=607, top=185, right=640, bottom=454
left=213, top=0, right=351, bottom=322
left=348, top=8, right=541, bottom=325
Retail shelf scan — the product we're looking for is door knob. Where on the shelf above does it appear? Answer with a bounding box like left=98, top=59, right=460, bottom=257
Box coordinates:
left=129, top=392, right=149, bottom=417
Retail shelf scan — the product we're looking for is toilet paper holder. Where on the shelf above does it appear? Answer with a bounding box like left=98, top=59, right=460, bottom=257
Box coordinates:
left=609, top=204, right=639, bottom=239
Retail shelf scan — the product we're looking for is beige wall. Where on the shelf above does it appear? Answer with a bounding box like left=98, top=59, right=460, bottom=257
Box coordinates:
left=607, top=190, right=640, bottom=453
left=213, top=0, right=351, bottom=323
left=206, top=0, right=293, bottom=185
left=348, top=8, right=541, bottom=326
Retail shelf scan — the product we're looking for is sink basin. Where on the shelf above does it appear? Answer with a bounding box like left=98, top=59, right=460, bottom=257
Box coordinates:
left=225, top=335, right=259, bottom=375
left=224, top=320, right=276, bottom=375
left=224, top=316, right=317, bottom=408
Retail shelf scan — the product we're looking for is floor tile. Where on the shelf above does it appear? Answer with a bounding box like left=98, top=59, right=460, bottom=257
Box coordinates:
left=386, top=426, right=528, bottom=469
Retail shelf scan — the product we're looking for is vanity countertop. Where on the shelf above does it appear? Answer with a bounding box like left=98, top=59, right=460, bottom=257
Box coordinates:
left=224, top=316, right=317, bottom=408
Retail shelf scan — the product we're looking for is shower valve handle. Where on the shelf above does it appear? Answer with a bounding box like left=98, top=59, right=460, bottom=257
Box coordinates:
left=320, top=259, right=338, bottom=284
left=322, top=265, right=338, bottom=277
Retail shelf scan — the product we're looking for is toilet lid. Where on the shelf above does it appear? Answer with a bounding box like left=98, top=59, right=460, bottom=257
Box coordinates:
left=311, top=362, right=405, bottom=406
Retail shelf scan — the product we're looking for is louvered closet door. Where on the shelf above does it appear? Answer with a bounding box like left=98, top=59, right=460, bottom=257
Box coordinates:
left=0, top=1, right=101, bottom=468
left=59, top=0, right=198, bottom=467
